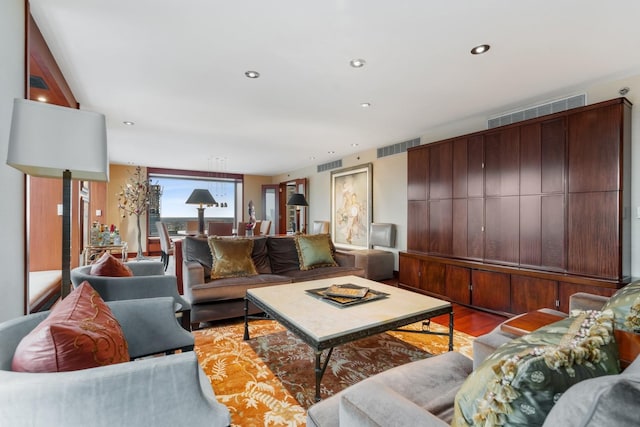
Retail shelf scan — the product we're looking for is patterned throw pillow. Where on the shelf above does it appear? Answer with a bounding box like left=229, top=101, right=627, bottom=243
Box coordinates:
left=89, top=252, right=133, bottom=277
left=12, top=281, right=130, bottom=372
left=295, top=233, right=338, bottom=271
left=208, top=237, right=258, bottom=279
left=602, top=280, right=640, bottom=332
left=453, top=310, right=619, bottom=427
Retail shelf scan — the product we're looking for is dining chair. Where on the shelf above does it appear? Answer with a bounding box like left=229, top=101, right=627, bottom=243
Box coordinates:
left=156, top=221, right=174, bottom=271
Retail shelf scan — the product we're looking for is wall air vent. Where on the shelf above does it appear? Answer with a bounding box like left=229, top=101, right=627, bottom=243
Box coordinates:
left=317, top=159, right=343, bottom=173
left=488, top=94, right=586, bottom=129
left=29, top=75, right=49, bottom=90
left=377, top=137, right=421, bottom=159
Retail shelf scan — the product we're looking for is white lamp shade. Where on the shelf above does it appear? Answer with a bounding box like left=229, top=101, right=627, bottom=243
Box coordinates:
left=7, top=98, right=109, bottom=181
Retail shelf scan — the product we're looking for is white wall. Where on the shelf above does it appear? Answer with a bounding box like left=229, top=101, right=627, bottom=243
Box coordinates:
left=0, top=0, right=26, bottom=321
left=277, top=73, right=640, bottom=278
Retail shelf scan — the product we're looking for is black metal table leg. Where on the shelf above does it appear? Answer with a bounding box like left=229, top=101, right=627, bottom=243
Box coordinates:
left=314, top=347, right=334, bottom=402
left=448, top=310, right=454, bottom=351
left=243, top=297, right=250, bottom=341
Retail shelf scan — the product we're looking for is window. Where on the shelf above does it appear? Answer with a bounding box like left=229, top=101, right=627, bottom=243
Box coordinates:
left=148, top=170, right=242, bottom=236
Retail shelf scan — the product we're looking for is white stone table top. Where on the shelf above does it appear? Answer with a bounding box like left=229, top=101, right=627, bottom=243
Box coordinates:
left=247, top=275, right=451, bottom=346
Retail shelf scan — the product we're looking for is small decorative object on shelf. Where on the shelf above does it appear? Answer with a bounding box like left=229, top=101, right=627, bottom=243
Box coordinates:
left=246, top=200, right=256, bottom=236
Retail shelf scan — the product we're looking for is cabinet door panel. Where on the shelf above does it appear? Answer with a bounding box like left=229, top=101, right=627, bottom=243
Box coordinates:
left=467, top=136, right=484, bottom=197
left=429, top=142, right=452, bottom=199
left=541, top=194, right=565, bottom=270
left=423, top=261, right=446, bottom=297
left=568, top=104, right=621, bottom=192
left=541, top=118, right=565, bottom=193
left=485, top=196, right=519, bottom=264
left=453, top=138, right=468, bottom=198
left=467, top=198, right=484, bottom=260
left=399, top=254, right=422, bottom=289
left=511, top=276, right=557, bottom=314
left=520, top=195, right=541, bottom=266
left=408, top=147, right=429, bottom=201
left=446, top=265, right=470, bottom=304
left=429, top=199, right=452, bottom=255
left=558, top=282, right=617, bottom=313
left=568, top=192, right=619, bottom=279
left=472, top=270, right=511, bottom=312
left=485, top=128, right=520, bottom=197
left=520, top=123, right=542, bottom=195
left=407, top=201, right=428, bottom=252
left=452, top=199, right=468, bottom=258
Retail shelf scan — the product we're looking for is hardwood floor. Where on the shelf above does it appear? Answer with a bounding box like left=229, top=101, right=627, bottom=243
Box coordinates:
left=381, top=277, right=507, bottom=337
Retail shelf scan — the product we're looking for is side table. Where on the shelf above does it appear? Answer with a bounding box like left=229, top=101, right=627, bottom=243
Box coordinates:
left=83, top=242, right=128, bottom=265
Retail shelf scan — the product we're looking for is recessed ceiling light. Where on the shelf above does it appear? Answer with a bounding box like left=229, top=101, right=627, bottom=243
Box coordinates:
left=328, top=150, right=335, bottom=154
left=470, top=44, right=490, bottom=55
left=351, top=143, right=359, bottom=147
left=360, top=102, right=371, bottom=108
left=350, top=58, right=366, bottom=68
left=245, top=70, right=260, bottom=79
left=123, top=121, right=135, bottom=126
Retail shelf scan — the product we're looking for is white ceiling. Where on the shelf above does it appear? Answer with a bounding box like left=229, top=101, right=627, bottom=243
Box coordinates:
left=29, top=0, right=640, bottom=176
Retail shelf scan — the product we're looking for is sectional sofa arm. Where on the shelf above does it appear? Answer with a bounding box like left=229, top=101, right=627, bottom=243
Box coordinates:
left=107, top=298, right=194, bottom=358
left=334, top=250, right=356, bottom=268
left=0, top=352, right=230, bottom=427
left=569, top=292, right=610, bottom=312
left=183, top=260, right=206, bottom=295
left=339, top=382, right=448, bottom=427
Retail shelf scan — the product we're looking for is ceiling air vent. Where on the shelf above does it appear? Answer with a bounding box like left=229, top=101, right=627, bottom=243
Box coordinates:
left=317, top=159, right=343, bottom=173
left=29, top=75, right=49, bottom=90
left=488, top=94, right=586, bottom=129
left=377, top=137, right=420, bottom=159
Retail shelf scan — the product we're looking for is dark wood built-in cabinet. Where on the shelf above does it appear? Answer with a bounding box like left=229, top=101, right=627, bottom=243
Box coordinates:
left=400, top=98, right=631, bottom=316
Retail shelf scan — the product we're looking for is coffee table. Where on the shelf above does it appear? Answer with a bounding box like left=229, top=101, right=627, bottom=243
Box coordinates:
left=243, top=275, right=453, bottom=401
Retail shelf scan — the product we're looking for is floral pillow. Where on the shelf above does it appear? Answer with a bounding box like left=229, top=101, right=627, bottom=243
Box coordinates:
left=602, top=280, right=640, bottom=332
left=453, top=310, right=619, bottom=427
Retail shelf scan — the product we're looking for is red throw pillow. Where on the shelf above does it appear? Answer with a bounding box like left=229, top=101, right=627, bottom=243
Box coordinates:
left=89, top=252, right=133, bottom=277
left=12, top=281, right=130, bottom=372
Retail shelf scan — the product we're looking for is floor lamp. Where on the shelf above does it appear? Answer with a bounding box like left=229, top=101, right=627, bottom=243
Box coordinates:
left=287, top=193, right=308, bottom=233
left=7, top=99, right=108, bottom=299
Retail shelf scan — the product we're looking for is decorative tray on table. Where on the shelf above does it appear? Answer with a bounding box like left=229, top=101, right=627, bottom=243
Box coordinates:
left=305, top=283, right=389, bottom=307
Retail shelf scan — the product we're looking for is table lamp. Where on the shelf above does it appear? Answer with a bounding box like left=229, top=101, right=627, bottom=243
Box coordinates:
left=186, top=189, right=216, bottom=236
left=287, top=193, right=308, bottom=233
left=7, top=99, right=109, bottom=299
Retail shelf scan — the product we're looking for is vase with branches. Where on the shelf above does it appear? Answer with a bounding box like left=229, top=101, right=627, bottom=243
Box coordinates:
left=117, top=166, right=151, bottom=260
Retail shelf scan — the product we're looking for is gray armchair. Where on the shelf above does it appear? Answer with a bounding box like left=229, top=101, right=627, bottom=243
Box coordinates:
left=71, top=261, right=191, bottom=330
left=0, top=297, right=230, bottom=427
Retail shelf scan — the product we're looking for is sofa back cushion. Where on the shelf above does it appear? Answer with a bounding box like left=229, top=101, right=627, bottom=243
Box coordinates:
left=12, top=281, right=129, bottom=372
left=208, top=237, right=258, bottom=279
left=183, top=236, right=213, bottom=278
left=251, top=237, right=272, bottom=274
left=267, top=236, right=301, bottom=274
left=89, top=252, right=133, bottom=277
left=453, top=310, right=619, bottom=427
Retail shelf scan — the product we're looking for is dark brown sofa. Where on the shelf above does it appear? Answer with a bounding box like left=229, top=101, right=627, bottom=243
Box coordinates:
left=182, top=235, right=365, bottom=328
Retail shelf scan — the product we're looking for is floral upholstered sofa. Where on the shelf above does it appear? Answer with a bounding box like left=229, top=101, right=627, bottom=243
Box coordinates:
left=307, top=280, right=640, bottom=426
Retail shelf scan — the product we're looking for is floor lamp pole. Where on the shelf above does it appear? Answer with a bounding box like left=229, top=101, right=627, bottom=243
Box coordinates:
left=61, top=169, right=72, bottom=299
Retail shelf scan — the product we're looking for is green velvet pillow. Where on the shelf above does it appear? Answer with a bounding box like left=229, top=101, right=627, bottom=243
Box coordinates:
left=294, top=234, right=338, bottom=271
left=207, top=237, right=258, bottom=279
left=602, top=280, right=640, bottom=332
left=452, top=310, right=619, bottom=427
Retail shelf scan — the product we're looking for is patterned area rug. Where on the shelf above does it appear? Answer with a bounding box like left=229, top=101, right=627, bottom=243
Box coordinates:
left=194, top=319, right=474, bottom=427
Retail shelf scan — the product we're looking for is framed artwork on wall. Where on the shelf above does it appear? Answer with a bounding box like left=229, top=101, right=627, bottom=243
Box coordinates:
left=330, top=163, right=373, bottom=250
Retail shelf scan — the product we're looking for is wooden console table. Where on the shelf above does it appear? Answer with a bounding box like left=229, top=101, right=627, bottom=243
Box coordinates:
left=501, top=309, right=640, bottom=368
